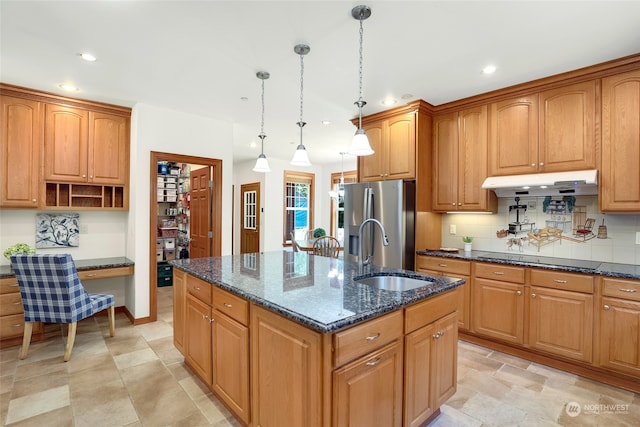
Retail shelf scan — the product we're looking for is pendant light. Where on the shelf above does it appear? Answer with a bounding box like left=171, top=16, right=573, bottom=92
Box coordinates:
left=291, top=44, right=312, bottom=166
left=329, top=152, right=347, bottom=200
left=253, top=71, right=271, bottom=173
left=349, top=5, right=374, bottom=156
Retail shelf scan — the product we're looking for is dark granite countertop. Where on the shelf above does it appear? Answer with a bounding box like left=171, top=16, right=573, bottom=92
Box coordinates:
left=0, top=256, right=134, bottom=278
left=416, top=250, right=640, bottom=280
left=171, top=251, right=465, bottom=334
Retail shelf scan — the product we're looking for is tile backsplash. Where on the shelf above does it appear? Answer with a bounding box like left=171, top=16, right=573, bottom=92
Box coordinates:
left=440, top=196, right=640, bottom=265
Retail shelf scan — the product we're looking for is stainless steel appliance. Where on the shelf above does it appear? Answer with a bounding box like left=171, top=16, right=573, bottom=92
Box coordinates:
left=343, top=180, right=415, bottom=270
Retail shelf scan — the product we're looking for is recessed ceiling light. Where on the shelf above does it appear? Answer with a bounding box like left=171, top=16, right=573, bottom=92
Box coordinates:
left=79, top=53, right=97, bottom=62
left=482, top=64, right=497, bottom=74
left=381, top=97, right=397, bottom=106
left=321, top=120, right=331, bottom=125
left=59, top=83, right=79, bottom=92
left=249, top=141, right=257, bottom=148
left=401, top=94, right=413, bottom=100
left=240, top=96, right=248, bottom=101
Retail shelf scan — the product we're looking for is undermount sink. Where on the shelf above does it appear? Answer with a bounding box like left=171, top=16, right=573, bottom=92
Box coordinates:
left=355, top=275, right=434, bottom=292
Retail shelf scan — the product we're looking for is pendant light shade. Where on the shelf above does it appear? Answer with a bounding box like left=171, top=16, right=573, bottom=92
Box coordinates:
left=253, top=71, right=271, bottom=173
left=349, top=5, right=374, bottom=156
left=291, top=44, right=312, bottom=167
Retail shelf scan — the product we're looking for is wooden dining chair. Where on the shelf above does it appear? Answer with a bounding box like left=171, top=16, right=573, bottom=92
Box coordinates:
left=10, top=254, right=115, bottom=362
left=290, top=232, right=302, bottom=252
left=312, top=236, right=341, bottom=258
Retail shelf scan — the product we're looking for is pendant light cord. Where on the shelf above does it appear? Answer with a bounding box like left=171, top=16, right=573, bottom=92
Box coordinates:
left=357, top=13, right=365, bottom=128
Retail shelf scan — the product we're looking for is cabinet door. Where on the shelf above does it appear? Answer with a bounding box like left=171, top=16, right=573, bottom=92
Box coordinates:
left=212, top=310, right=250, bottom=424
left=471, top=278, right=525, bottom=344
left=173, top=270, right=186, bottom=354
left=432, top=112, right=458, bottom=211
left=251, top=304, right=322, bottom=427
left=599, top=297, right=640, bottom=376
left=334, top=340, right=403, bottom=427
left=601, top=70, right=640, bottom=212
left=44, top=104, right=88, bottom=182
left=386, top=112, right=416, bottom=180
left=88, top=112, right=129, bottom=185
left=0, top=96, right=41, bottom=207
left=488, top=95, right=538, bottom=176
left=528, top=286, right=593, bottom=363
left=185, top=294, right=212, bottom=384
left=358, top=121, right=385, bottom=181
left=459, top=105, right=493, bottom=211
left=404, top=321, right=437, bottom=427
left=432, top=312, right=458, bottom=409
left=539, top=81, right=596, bottom=173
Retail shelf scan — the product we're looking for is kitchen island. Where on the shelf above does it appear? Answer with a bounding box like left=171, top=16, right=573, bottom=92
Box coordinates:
left=171, top=251, right=465, bottom=427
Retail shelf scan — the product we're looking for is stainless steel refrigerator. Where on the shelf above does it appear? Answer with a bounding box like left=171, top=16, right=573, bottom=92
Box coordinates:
left=343, top=179, right=415, bottom=271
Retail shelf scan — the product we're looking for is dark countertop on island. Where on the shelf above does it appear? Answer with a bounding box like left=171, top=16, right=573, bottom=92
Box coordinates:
left=416, top=249, right=640, bottom=280
left=171, top=251, right=465, bottom=333
left=0, top=256, right=134, bottom=278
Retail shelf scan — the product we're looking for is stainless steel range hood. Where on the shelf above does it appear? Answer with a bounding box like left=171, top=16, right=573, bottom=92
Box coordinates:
left=481, top=169, right=598, bottom=197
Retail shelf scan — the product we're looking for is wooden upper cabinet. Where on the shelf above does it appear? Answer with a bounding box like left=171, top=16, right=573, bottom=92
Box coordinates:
left=358, top=110, right=416, bottom=182
left=488, top=95, right=539, bottom=176
left=600, top=69, right=640, bottom=212
left=44, top=104, right=89, bottom=183
left=433, top=107, right=496, bottom=212
left=89, top=112, right=129, bottom=185
left=539, top=80, right=597, bottom=173
left=0, top=96, right=41, bottom=208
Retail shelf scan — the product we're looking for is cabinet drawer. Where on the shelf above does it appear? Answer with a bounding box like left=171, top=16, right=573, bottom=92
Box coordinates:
left=530, top=269, right=593, bottom=294
left=0, top=313, right=26, bottom=339
left=212, top=286, right=248, bottom=325
left=405, top=289, right=458, bottom=333
left=602, top=278, right=640, bottom=301
left=78, top=266, right=134, bottom=281
left=416, top=256, right=470, bottom=276
left=333, top=310, right=403, bottom=368
left=475, top=262, right=525, bottom=284
left=0, top=277, right=20, bottom=294
left=157, top=275, right=173, bottom=287
left=157, top=263, right=173, bottom=276
left=187, top=275, right=212, bottom=305
left=0, top=293, right=24, bottom=316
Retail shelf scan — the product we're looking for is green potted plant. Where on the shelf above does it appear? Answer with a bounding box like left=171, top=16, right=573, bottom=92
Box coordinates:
left=4, top=243, right=36, bottom=269
left=462, top=236, right=473, bottom=252
left=313, top=227, right=326, bottom=238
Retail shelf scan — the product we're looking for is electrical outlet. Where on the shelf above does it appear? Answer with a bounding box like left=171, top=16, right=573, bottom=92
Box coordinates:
left=636, top=232, right=640, bottom=245
left=449, top=224, right=456, bottom=235
left=80, top=224, right=89, bottom=234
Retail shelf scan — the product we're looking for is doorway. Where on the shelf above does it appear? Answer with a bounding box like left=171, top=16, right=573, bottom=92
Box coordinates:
left=149, top=151, right=222, bottom=322
left=240, top=182, right=261, bottom=253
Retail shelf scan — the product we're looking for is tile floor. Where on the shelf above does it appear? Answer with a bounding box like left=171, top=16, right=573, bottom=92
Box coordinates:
left=0, top=286, right=638, bottom=426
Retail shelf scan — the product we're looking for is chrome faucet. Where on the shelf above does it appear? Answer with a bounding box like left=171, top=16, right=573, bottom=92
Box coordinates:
left=358, top=218, right=389, bottom=274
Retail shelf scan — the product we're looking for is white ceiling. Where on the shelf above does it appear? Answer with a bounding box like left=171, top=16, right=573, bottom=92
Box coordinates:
left=2, top=1, right=640, bottom=166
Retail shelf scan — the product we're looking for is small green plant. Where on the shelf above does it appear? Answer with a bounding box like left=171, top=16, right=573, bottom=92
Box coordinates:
left=3, top=243, right=36, bottom=260
left=462, top=236, right=473, bottom=243
left=313, top=228, right=326, bottom=238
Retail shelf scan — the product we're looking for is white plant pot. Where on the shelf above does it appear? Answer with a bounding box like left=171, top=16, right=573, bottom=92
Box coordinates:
left=464, top=243, right=472, bottom=252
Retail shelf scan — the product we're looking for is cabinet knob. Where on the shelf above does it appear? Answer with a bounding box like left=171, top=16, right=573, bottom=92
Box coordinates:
left=531, top=163, right=536, bottom=167
left=458, top=203, right=462, bottom=206
left=452, top=203, right=456, bottom=206
left=516, top=290, right=522, bottom=296
left=603, top=305, right=610, bottom=310
left=82, top=174, right=86, bottom=178
left=531, top=293, right=537, bottom=298
left=539, top=162, right=544, bottom=166
left=432, top=331, right=442, bottom=339
left=32, top=199, right=37, bottom=203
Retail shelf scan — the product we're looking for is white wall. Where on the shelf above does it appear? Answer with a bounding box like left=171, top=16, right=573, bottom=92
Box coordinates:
left=232, top=156, right=357, bottom=254
left=129, top=103, right=234, bottom=318
left=440, top=195, right=640, bottom=264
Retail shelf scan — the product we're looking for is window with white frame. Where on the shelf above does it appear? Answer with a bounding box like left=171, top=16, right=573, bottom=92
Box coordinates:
left=284, top=170, right=314, bottom=244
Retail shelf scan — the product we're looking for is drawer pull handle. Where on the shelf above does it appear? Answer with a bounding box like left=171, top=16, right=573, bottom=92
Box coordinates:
left=12, top=323, right=22, bottom=327
left=13, top=301, right=21, bottom=305
left=365, top=358, right=381, bottom=367
left=223, top=303, right=233, bottom=308
left=194, top=287, right=201, bottom=291
left=493, top=271, right=505, bottom=275
left=531, top=293, right=537, bottom=298
left=516, top=291, right=522, bottom=296
left=619, top=288, right=637, bottom=293
left=10, top=284, right=19, bottom=287
left=438, top=263, right=447, bottom=267
left=365, top=333, right=380, bottom=341
left=86, top=273, right=97, bottom=277
left=553, top=279, right=568, bottom=284
left=603, top=305, right=610, bottom=310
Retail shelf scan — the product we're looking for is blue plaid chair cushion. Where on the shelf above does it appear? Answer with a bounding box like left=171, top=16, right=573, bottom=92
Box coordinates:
left=11, top=254, right=115, bottom=323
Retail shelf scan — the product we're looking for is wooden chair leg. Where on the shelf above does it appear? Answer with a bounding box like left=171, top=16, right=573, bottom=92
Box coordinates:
left=108, top=305, right=115, bottom=337
left=19, top=322, right=33, bottom=360
left=63, top=322, right=78, bottom=362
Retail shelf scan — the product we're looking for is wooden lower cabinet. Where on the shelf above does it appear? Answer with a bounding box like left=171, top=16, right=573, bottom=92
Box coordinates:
left=404, top=311, right=458, bottom=427
left=172, top=269, right=186, bottom=354
left=212, top=309, right=250, bottom=425
left=334, top=340, right=403, bottom=427
left=471, top=278, right=525, bottom=344
left=185, top=294, right=212, bottom=384
left=528, top=286, right=593, bottom=363
left=250, top=304, right=322, bottom=427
